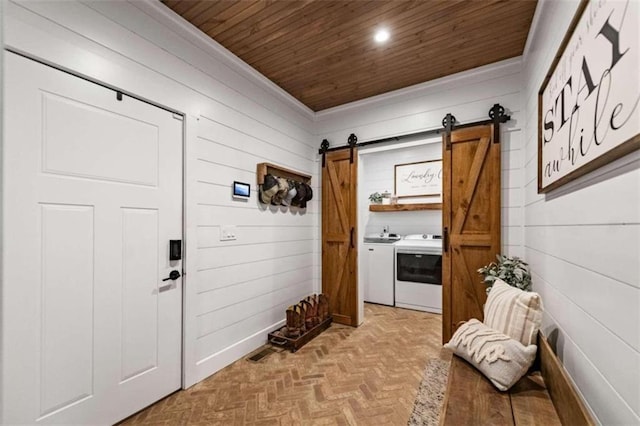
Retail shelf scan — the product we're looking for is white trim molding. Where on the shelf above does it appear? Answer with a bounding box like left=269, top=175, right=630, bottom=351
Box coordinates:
left=130, top=0, right=316, bottom=121
left=315, top=57, right=523, bottom=120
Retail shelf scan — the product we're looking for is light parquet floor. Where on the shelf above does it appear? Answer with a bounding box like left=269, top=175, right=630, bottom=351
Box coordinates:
left=121, top=303, right=446, bottom=426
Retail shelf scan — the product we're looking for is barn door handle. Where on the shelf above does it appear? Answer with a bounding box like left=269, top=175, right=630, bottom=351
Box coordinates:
left=350, top=227, right=355, bottom=248
left=443, top=227, right=449, bottom=253
left=162, top=270, right=181, bottom=281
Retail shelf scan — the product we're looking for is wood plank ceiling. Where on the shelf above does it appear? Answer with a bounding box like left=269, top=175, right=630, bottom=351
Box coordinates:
left=163, top=0, right=538, bottom=111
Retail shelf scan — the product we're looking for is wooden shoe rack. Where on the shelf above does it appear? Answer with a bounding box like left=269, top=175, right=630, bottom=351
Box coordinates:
left=268, top=316, right=333, bottom=353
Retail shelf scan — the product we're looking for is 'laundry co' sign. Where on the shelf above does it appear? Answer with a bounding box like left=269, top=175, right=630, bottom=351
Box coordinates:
left=538, top=0, right=639, bottom=193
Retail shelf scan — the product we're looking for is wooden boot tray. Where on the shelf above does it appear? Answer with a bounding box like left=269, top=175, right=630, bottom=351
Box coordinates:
left=268, top=316, right=333, bottom=353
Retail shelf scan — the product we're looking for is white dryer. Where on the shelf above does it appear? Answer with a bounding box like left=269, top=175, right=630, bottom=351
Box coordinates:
left=393, top=234, right=443, bottom=313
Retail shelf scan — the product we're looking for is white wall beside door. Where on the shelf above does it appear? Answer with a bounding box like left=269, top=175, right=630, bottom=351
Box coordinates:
left=522, top=1, right=640, bottom=423
left=2, top=0, right=318, bottom=394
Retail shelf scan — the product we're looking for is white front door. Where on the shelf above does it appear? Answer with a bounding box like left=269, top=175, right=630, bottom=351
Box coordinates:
left=2, top=53, right=183, bottom=425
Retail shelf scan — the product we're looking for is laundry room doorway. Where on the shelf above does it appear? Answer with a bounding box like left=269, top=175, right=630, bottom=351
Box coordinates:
left=2, top=52, right=184, bottom=425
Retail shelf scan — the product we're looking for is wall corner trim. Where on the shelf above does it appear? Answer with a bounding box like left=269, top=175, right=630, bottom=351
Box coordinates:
left=129, top=0, right=316, bottom=121
left=521, top=0, right=546, bottom=62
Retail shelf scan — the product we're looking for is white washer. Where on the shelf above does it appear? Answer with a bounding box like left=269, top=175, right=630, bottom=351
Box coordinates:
left=394, top=234, right=443, bottom=313
left=362, top=241, right=395, bottom=306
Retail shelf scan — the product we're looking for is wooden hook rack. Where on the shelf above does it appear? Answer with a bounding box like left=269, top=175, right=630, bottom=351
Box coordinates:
left=256, top=162, right=312, bottom=185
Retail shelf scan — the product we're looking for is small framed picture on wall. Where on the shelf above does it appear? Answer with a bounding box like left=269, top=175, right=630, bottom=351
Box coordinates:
left=394, top=160, right=443, bottom=198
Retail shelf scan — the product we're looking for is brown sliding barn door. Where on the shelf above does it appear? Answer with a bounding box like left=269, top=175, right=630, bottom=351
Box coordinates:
left=322, top=149, right=358, bottom=326
left=442, top=124, right=501, bottom=343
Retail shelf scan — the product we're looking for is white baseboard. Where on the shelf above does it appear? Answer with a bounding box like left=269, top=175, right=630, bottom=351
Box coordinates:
left=395, top=302, right=442, bottom=314
left=187, top=318, right=285, bottom=388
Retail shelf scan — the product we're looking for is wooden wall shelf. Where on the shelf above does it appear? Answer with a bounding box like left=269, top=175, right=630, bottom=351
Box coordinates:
left=369, top=203, right=442, bottom=212
left=257, top=162, right=312, bottom=185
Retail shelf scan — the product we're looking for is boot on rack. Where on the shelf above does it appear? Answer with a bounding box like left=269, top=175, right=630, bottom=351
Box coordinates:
left=301, top=296, right=317, bottom=329
left=318, top=294, right=330, bottom=322
left=288, top=304, right=307, bottom=338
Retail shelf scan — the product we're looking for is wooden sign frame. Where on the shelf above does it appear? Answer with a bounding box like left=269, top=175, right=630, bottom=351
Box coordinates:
left=537, top=0, right=640, bottom=193
left=394, top=159, right=443, bottom=198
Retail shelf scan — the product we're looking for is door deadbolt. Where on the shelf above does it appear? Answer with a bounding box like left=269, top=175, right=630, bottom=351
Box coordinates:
left=169, top=240, right=182, bottom=261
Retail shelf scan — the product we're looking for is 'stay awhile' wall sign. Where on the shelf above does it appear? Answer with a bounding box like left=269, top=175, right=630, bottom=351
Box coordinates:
left=538, top=0, right=639, bottom=193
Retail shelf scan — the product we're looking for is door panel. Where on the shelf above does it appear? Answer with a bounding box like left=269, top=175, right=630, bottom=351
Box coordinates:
left=40, top=204, right=95, bottom=416
left=322, top=150, right=358, bottom=326
left=42, top=91, right=159, bottom=186
left=121, top=208, right=160, bottom=381
left=2, top=53, right=183, bottom=424
left=442, top=125, right=501, bottom=342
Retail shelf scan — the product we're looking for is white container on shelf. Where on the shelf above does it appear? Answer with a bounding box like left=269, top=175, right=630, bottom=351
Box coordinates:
left=381, top=191, right=391, bottom=204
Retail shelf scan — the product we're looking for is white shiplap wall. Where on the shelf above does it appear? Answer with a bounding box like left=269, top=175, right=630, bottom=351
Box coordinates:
left=522, top=1, right=640, bottom=424
left=193, top=112, right=318, bottom=372
left=315, top=58, right=526, bottom=257
left=359, top=141, right=443, bottom=237
left=3, top=0, right=320, bottom=388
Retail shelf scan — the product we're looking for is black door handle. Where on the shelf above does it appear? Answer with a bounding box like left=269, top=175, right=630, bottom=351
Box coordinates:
left=162, top=270, right=181, bottom=281
left=350, top=227, right=355, bottom=248
left=443, top=227, right=449, bottom=253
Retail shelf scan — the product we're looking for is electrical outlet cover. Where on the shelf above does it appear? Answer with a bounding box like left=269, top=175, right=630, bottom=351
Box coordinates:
left=220, top=225, right=237, bottom=241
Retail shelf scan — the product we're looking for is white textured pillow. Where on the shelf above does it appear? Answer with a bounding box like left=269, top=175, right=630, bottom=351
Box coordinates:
left=484, top=279, right=543, bottom=346
left=444, top=319, right=537, bottom=391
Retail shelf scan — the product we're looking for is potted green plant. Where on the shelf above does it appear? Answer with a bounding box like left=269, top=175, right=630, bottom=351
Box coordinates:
left=477, top=255, right=532, bottom=293
left=368, top=192, right=383, bottom=204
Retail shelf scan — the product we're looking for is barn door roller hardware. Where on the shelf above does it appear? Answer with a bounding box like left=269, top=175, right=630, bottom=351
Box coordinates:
left=347, top=133, right=357, bottom=163
left=318, top=103, right=511, bottom=154
left=320, top=139, right=330, bottom=168
left=443, top=103, right=511, bottom=150
left=442, top=113, right=456, bottom=151
left=488, top=103, right=510, bottom=144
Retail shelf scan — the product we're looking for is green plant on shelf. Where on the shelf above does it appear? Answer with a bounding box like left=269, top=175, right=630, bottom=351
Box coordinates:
left=368, top=192, right=383, bottom=204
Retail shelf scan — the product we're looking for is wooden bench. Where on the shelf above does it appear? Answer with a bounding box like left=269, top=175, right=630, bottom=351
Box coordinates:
left=441, top=333, right=595, bottom=426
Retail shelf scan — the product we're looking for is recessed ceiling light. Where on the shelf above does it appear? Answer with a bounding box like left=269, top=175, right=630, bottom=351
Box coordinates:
left=374, top=29, right=390, bottom=43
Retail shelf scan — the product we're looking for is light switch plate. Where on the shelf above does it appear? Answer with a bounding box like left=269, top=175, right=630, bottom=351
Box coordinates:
left=220, top=225, right=237, bottom=241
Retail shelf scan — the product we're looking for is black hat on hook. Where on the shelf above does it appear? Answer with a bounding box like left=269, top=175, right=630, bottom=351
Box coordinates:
left=291, top=182, right=307, bottom=208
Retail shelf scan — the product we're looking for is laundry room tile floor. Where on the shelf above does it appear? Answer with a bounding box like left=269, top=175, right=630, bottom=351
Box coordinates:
left=120, top=304, right=445, bottom=425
